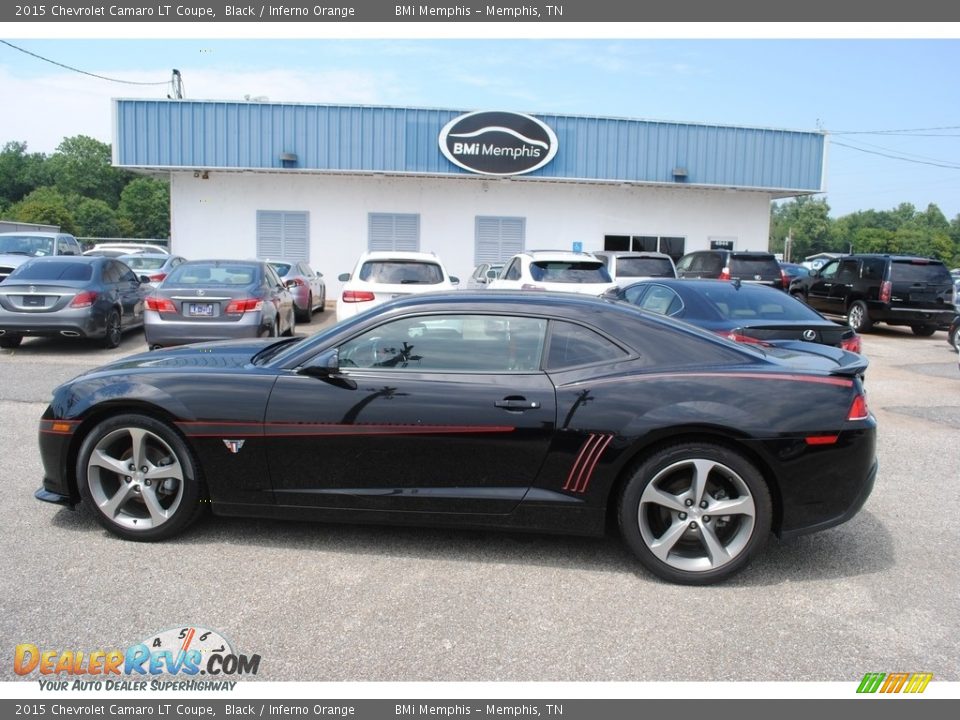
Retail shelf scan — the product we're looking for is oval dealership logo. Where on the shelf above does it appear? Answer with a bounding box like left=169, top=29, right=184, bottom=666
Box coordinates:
left=439, top=110, right=559, bottom=176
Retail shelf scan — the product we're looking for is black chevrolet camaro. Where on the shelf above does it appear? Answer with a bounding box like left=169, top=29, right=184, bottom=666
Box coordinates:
left=36, top=292, right=877, bottom=584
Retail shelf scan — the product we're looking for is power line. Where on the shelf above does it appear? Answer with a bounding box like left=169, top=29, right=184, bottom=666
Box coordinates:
left=829, top=139, right=960, bottom=170
left=831, top=125, right=960, bottom=135
left=0, top=39, right=169, bottom=86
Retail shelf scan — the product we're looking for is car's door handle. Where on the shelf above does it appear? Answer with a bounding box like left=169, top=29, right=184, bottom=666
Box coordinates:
left=495, top=397, right=540, bottom=410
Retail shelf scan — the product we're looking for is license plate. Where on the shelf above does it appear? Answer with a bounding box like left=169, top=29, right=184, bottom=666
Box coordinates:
left=188, top=303, right=214, bottom=317
left=23, top=296, right=45, bottom=307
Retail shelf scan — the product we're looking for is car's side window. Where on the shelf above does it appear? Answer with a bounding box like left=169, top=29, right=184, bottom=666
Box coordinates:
left=820, top=260, right=839, bottom=279
left=546, top=321, right=629, bottom=370
left=623, top=285, right=647, bottom=306
left=338, top=314, right=547, bottom=372
left=504, top=259, right=522, bottom=281
left=636, top=285, right=683, bottom=316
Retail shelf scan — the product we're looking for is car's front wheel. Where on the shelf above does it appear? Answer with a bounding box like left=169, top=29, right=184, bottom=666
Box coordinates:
left=911, top=325, right=936, bottom=337
left=77, top=414, right=205, bottom=541
left=618, top=442, right=772, bottom=585
left=298, top=293, right=313, bottom=323
left=847, top=300, right=873, bottom=332
left=102, top=309, right=122, bottom=349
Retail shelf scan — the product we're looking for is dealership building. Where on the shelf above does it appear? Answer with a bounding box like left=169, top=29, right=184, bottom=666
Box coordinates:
left=113, top=99, right=826, bottom=285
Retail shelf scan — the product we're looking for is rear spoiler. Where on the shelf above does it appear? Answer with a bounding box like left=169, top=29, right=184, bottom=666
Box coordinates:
left=766, top=340, right=869, bottom=378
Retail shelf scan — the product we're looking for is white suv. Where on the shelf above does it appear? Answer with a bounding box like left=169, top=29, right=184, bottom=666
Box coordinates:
left=336, top=251, right=458, bottom=321
left=488, top=250, right=617, bottom=295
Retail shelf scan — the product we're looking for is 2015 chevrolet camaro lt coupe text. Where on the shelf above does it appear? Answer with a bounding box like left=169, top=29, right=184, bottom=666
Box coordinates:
left=35, top=292, right=877, bottom=584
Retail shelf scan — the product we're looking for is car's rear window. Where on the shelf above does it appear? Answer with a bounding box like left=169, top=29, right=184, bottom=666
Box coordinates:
left=616, top=257, right=675, bottom=278
left=530, top=261, right=612, bottom=283
left=359, top=261, right=444, bottom=285
left=165, top=264, right=258, bottom=286
left=10, top=262, right=92, bottom=281
left=269, top=263, right=293, bottom=277
left=679, top=253, right=723, bottom=273
left=890, top=260, right=952, bottom=284
left=121, top=257, right=167, bottom=270
left=699, top=285, right=821, bottom=321
left=729, top=256, right=780, bottom=277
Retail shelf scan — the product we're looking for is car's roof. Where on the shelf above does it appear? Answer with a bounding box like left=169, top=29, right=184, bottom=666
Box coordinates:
left=119, top=252, right=172, bottom=260
left=520, top=250, right=601, bottom=262
left=596, top=250, right=673, bottom=258
left=623, top=278, right=784, bottom=295
left=0, top=231, right=61, bottom=238
left=18, top=255, right=100, bottom=263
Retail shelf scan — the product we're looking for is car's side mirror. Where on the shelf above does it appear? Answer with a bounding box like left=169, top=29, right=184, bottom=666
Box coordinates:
left=486, top=269, right=499, bottom=280
left=338, top=273, right=351, bottom=282
left=139, top=275, right=152, bottom=285
left=450, top=276, right=460, bottom=285
left=285, top=279, right=298, bottom=289
left=297, top=349, right=357, bottom=389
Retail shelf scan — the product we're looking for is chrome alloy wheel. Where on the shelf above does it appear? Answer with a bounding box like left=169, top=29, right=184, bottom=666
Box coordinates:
left=86, top=427, right=185, bottom=531
left=638, top=458, right=757, bottom=573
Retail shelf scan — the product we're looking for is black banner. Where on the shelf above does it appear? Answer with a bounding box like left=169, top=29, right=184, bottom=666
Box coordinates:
left=3, top=0, right=960, bottom=23
left=1, top=699, right=959, bottom=720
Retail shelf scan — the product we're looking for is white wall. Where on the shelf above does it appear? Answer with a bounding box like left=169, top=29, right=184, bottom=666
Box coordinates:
left=170, top=171, right=772, bottom=293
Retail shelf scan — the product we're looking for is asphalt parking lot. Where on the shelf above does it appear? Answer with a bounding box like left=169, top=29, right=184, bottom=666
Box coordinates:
left=1, top=319, right=958, bottom=682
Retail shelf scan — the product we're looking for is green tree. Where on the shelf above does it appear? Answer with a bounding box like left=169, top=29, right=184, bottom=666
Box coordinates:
left=74, top=198, right=120, bottom=238
left=769, top=197, right=832, bottom=261
left=0, top=141, right=50, bottom=207
left=46, top=135, right=130, bottom=207
left=118, top=178, right=170, bottom=239
left=9, top=186, right=77, bottom=234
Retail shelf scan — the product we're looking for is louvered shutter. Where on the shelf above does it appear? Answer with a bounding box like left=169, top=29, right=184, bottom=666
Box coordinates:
left=368, top=213, right=420, bottom=251
left=475, top=216, right=525, bottom=264
left=256, top=211, right=309, bottom=261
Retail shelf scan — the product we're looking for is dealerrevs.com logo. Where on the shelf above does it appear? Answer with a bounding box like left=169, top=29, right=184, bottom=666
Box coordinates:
left=439, top=110, right=559, bottom=176
left=14, top=626, right=260, bottom=691
left=857, top=672, right=933, bottom=694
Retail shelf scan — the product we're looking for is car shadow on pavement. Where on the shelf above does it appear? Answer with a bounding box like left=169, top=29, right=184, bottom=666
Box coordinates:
left=49, top=503, right=895, bottom=586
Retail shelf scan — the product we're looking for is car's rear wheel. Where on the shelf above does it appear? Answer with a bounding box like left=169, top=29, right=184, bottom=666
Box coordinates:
left=284, top=309, right=296, bottom=336
left=911, top=325, right=936, bottom=337
left=618, top=442, right=772, bottom=585
left=102, top=309, right=122, bottom=349
left=950, top=323, right=960, bottom=352
left=0, top=334, right=23, bottom=349
left=77, top=414, right=205, bottom=541
left=298, top=293, right=313, bottom=323
left=847, top=300, right=873, bottom=332
left=317, top=288, right=326, bottom=313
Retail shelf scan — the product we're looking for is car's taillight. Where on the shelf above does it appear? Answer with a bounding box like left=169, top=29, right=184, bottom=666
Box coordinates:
left=879, top=280, right=892, bottom=303
left=781, top=269, right=789, bottom=289
left=148, top=272, right=167, bottom=282
left=342, top=290, right=375, bottom=303
left=714, top=329, right=771, bottom=346
left=847, top=393, right=870, bottom=421
left=145, top=296, right=176, bottom=313
left=521, top=283, right=546, bottom=291
left=719, top=267, right=731, bottom=280
left=224, top=298, right=264, bottom=314
left=841, top=334, right=862, bottom=354
left=69, top=291, right=98, bottom=308
left=288, top=278, right=306, bottom=287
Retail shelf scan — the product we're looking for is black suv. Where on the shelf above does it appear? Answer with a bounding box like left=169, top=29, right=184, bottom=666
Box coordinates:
left=676, top=250, right=785, bottom=290
left=790, top=254, right=956, bottom=335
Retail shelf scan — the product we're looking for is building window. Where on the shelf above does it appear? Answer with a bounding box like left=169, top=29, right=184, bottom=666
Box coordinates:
left=257, top=211, right=309, bottom=261
left=603, top=235, right=686, bottom=261
left=475, top=216, right=525, bottom=265
left=369, top=213, right=420, bottom=252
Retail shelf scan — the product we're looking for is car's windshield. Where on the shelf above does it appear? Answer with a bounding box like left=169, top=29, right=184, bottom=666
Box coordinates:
left=699, top=285, right=821, bottom=321
left=165, top=263, right=259, bottom=286
left=358, top=261, right=444, bottom=284
left=529, top=261, right=612, bottom=283
left=9, top=261, right=93, bottom=281
left=0, top=235, right=55, bottom=257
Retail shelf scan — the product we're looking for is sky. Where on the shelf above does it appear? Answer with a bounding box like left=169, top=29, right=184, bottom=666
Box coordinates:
left=1, top=36, right=959, bottom=220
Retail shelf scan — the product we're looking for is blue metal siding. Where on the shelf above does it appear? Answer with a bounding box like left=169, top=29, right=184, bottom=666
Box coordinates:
left=115, top=100, right=824, bottom=191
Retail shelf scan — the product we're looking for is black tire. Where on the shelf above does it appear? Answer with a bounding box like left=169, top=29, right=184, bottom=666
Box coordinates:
left=0, top=334, right=23, bottom=349
left=317, top=288, right=326, bottom=313
left=297, top=293, right=313, bottom=323
left=284, top=309, right=296, bottom=336
left=102, top=309, right=122, bottom=349
left=790, top=290, right=807, bottom=303
left=846, top=300, right=873, bottom=333
left=949, top=324, right=959, bottom=352
left=618, top=442, right=772, bottom=585
left=76, top=414, right=205, bottom=541
left=911, top=325, right=936, bottom=337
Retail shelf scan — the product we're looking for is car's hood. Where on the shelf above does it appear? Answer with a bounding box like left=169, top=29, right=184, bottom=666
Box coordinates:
left=88, top=338, right=296, bottom=375
left=0, top=253, right=31, bottom=268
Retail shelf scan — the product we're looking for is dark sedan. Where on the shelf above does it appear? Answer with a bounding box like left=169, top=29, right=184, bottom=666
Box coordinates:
left=613, top=279, right=862, bottom=353
left=143, top=259, right=296, bottom=349
left=35, top=292, right=876, bottom=585
left=0, top=256, right=149, bottom=349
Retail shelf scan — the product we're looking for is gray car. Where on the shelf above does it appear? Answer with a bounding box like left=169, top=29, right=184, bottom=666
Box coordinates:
left=0, top=256, right=149, bottom=349
left=267, top=259, right=326, bottom=323
left=0, top=231, right=83, bottom=282
left=143, top=259, right=296, bottom=349
left=118, top=253, right=187, bottom=285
